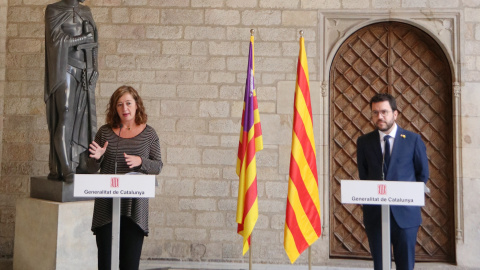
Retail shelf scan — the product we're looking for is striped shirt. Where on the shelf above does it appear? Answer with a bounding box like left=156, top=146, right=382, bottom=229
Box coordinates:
left=91, top=124, right=163, bottom=236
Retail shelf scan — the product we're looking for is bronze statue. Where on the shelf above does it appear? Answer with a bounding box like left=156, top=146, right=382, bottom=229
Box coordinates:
left=44, top=0, right=98, bottom=181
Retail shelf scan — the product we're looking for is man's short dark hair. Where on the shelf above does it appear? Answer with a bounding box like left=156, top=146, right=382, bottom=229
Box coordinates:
left=370, top=93, right=397, bottom=111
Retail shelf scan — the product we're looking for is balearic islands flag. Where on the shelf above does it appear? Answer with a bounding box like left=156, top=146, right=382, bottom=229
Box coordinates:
left=284, top=35, right=322, bottom=263
left=236, top=34, right=263, bottom=255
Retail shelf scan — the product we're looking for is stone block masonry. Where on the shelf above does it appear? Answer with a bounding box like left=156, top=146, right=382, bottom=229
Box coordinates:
left=0, top=0, right=479, bottom=268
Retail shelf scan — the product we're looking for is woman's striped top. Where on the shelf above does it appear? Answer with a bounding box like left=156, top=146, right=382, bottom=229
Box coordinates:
left=90, top=124, right=163, bottom=236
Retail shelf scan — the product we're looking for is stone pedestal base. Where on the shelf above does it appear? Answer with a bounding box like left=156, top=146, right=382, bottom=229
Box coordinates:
left=13, top=198, right=96, bottom=270
left=30, top=176, right=92, bottom=202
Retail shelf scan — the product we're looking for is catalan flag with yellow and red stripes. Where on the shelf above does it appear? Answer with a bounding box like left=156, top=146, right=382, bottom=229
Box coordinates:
left=284, top=36, right=322, bottom=263
left=236, top=35, right=263, bottom=255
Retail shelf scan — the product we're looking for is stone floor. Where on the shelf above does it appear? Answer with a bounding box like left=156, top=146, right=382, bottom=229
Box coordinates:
left=138, top=260, right=474, bottom=270
left=1, top=258, right=475, bottom=270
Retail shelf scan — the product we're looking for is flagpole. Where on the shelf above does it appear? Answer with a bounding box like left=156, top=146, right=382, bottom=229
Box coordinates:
left=303, top=29, right=313, bottom=270
left=308, top=247, right=312, bottom=270
left=249, top=28, right=255, bottom=270
left=249, top=241, right=252, bottom=270
left=300, top=30, right=312, bottom=270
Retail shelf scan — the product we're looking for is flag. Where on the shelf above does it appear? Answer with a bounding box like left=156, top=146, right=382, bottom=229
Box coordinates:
left=284, top=36, right=322, bottom=263
left=236, top=35, right=263, bottom=255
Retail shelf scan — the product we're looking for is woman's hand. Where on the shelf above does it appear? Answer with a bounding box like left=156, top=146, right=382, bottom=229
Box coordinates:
left=123, top=153, right=142, bottom=169
left=89, top=141, right=108, bottom=160
left=124, top=153, right=142, bottom=168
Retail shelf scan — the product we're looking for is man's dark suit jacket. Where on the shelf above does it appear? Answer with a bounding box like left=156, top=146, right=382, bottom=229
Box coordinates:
left=356, top=126, right=429, bottom=229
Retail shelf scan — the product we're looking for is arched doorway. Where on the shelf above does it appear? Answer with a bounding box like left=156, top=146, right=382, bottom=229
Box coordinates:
left=329, top=21, right=455, bottom=262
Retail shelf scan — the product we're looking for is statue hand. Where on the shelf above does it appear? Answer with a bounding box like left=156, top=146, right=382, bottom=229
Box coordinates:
left=124, top=153, right=142, bottom=168
left=69, top=32, right=95, bottom=47
left=85, top=32, right=94, bottom=43
left=89, top=141, right=108, bottom=160
left=82, top=20, right=93, bottom=34
left=89, top=70, right=99, bottom=86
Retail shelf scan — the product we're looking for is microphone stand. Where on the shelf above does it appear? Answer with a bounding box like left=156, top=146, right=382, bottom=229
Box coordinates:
left=114, top=124, right=123, bottom=175
left=381, top=138, right=391, bottom=270
left=111, top=124, right=122, bottom=270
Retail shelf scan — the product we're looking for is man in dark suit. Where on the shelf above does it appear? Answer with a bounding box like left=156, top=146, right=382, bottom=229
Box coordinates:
left=356, top=93, right=429, bottom=270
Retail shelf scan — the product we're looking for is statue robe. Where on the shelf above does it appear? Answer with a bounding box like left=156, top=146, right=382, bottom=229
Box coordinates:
left=45, top=2, right=98, bottom=177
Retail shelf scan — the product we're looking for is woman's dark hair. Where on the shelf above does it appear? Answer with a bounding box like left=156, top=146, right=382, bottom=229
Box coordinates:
left=106, top=85, right=147, bottom=128
left=370, top=93, right=397, bottom=111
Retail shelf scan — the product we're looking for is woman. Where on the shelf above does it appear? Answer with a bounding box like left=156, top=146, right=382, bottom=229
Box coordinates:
left=89, top=85, right=162, bottom=270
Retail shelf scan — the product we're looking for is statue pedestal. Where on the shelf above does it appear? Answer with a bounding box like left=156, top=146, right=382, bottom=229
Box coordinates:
left=30, top=176, right=92, bottom=202
left=13, top=198, right=96, bottom=270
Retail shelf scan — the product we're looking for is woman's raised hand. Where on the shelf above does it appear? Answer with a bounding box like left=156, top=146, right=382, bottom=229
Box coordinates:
left=89, top=141, right=108, bottom=160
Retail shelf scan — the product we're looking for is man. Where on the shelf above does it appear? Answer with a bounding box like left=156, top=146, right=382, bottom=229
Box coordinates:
left=44, top=0, right=99, bottom=181
left=356, top=93, right=429, bottom=270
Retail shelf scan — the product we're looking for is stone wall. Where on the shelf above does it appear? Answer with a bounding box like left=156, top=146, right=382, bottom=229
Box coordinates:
left=2, top=0, right=480, bottom=267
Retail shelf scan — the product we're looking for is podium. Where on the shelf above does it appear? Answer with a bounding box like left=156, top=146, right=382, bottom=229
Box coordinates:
left=341, top=180, right=426, bottom=270
left=74, top=173, right=155, bottom=270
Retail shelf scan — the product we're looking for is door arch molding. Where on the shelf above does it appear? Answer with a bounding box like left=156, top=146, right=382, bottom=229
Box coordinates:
left=319, top=12, right=461, bottom=80
left=324, top=18, right=456, bottom=262
left=318, top=13, right=464, bottom=250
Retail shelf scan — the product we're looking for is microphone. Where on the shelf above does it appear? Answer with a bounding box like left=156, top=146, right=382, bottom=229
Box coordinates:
left=382, top=136, right=385, bottom=180
left=382, top=153, right=385, bottom=180
left=382, top=135, right=391, bottom=181
left=114, top=124, right=123, bottom=174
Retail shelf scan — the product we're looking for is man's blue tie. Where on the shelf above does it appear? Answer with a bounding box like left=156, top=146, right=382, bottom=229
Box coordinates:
left=383, top=135, right=391, bottom=177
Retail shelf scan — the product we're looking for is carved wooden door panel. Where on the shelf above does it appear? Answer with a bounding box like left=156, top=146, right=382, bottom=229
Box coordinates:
left=329, top=22, right=455, bottom=262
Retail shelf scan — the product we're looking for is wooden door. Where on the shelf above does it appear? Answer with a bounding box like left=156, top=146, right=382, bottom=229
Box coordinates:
left=329, top=21, right=455, bottom=262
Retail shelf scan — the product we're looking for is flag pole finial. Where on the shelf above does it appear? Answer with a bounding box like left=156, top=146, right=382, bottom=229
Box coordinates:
left=250, top=29, right=255, bottom=36
left=299, top=30, right=304, bottom=37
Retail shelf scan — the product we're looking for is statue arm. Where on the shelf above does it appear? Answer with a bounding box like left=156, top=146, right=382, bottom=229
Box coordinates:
left=45, top=6, right=95, bottom=48
left=67, top=33, right=94, bottom=47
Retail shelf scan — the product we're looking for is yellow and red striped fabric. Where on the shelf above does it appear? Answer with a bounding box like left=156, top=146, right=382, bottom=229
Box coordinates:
left=284, top=36, right=322, bottom=263
left=236, top=35, right=263, bottom=255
